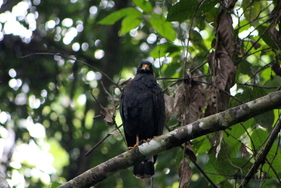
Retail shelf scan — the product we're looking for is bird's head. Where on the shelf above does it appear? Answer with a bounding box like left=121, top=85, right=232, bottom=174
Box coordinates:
left=137, top=61, right=154, bottom=74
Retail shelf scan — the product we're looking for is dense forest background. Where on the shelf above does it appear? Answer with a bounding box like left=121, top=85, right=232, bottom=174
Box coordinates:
left=1, top=0, right=281, bottom=187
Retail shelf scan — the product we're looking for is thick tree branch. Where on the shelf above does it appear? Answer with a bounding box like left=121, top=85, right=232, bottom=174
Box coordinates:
left=58, top=90, right=281, bottom=188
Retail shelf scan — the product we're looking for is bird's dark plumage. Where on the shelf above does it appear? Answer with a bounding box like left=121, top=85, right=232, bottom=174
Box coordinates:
left=120, top=61, right=165, bottom=179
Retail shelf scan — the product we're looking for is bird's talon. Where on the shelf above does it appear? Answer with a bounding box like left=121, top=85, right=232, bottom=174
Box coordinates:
left=128, top=143, right=139, bottom=149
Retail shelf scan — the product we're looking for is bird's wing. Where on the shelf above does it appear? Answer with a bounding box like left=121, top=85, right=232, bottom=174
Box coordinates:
left=152, top=84, right=165, bottom=135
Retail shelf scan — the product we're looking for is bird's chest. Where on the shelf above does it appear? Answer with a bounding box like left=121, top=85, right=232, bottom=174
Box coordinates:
left=124, top=78, right=154, bottom=107
left=127, top=84, right=153, bottom=105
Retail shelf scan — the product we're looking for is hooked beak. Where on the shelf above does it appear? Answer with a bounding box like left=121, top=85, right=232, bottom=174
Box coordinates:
left=141, top=64, right=150, bottom=71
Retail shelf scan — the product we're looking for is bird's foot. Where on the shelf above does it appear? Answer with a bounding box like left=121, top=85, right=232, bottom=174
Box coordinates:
left=142, top=136, right=156, bottom=143
left=128, top=143, right=139, bottom=149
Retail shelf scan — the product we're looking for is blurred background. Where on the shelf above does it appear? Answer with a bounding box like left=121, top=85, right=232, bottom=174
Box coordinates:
left=0, top=1, right=178, bottom=187
left=0, top=0, right=281, bottom=188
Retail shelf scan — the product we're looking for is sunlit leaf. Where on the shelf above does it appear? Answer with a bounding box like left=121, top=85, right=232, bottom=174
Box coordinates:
left=99, top=8, right=142, bottom=25
left=149, top=14, right=176, bottom=41
left=225, top=119, right=254, bottom=138
left=162, top=62, right=182, bottom=78
left=50, top=182, right=63, bottom=188
left=192, top=136, right=211, bottom=154
left=235, top=19, right=251, bottom=33
left=48, top=138, right=69, bottom=174
left=120, top=16, right=142, bottom=34
left=133, top=0, right=152, bottom=13
left=242, top=1, right=261, bottom=25
left=150, top=43, right=181, bottom=58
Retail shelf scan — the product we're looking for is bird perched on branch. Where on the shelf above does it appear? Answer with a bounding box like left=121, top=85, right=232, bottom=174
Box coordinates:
left=120, top=61, right=165, bottom=179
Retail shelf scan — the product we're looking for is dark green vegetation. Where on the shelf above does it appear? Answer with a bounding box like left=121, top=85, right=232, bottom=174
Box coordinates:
left=0, top=0, right=281, bottom=187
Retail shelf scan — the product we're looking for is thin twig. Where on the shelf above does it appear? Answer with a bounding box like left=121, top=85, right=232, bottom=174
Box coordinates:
left=236, top=82, right=279, bottom=90
left=86, top=90, right=125, bottom=156
left=265, top=158, right=281, bottom=184
left=89, top=91, right=104, bottom=110
left=195, top=80, right=245, bottom=104
left=239, top=115, right=281, bottom=188
left=165, top=123, right=219, bottom=188
left=189, top=156, right=219, bottom=188
left=85, top=124, right=123, bottom=156
left=100, top=81, right=114, bottom=101
left=21, top=52, right=121, bottom=90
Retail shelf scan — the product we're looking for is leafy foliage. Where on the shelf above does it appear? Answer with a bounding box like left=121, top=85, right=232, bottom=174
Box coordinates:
left=1, top=0, right=281, bottom=187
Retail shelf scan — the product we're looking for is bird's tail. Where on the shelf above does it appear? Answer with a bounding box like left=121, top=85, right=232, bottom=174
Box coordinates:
left=133, top=156, right=155, bottom=179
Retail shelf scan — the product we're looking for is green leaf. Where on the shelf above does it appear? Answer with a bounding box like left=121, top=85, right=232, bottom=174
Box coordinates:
left=236, top=87, right=274, bottom=129
left=192, top=136, right=211, bottom=154
left=198, top=0, right=218, bottom=13
left=162, top=61, right=182, bottom=78
left=257, top=25, right=281, bottom=48
left=226, top=119, right=254, bottom=138
left=260, top=67, right=272, bottom=83
left=230, top=86, right=274, bottom=129
left=250, top=128, right=268, bottom=149
left=167, top=0, right=198, bottom=22
left=209, top=144, right=252, bottom=179
left=263, top=142, right=281, bottom=177
left=235, top=19, right=251, bottom=33
left=194, top=16, right=206, bottom=30
left=175, top=150, right=184, bottom=168
left=120, top=16, right=142, bottom=34
left=204, top=7, right=220, bottom=24
left=149, top=14, right=176, bottom=41
left=239, top=86, right=266, bottom=102
left=133, top=0, right=152, bottom=13
left=242, top=1, right=261, bottom=25
left=49, top=182, right=63, bottom=188
left=189, top=29, right=208, bottom=51
left=150, top=43, right=169, bottom=58
left=254, top=110, right=274, bottom=130
left=204, top=162, right=225, bottom=184
left=99, top=8, right=142, bottom=25
left=223, top=131, right=241, bottom=158
left=150, top=43, right=181, bottom=58
left=238, top=60, right=253, bottom=76
left=264, top=76, right=281, bottom=88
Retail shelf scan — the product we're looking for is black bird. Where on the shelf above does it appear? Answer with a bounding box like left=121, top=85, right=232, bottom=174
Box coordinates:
left=120, top=61, right=165, bottom=179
